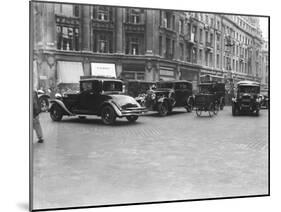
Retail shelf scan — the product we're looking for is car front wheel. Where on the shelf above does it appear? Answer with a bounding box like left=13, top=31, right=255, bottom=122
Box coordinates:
left=101, top=106, right=116, bottom=125
left=50, top=104, right=63, bottom=121
left=126, top=115, right=139, bottom=122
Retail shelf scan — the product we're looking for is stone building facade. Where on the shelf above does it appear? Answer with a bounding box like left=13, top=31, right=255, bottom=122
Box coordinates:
left=31, top=2, right=265, bottom=94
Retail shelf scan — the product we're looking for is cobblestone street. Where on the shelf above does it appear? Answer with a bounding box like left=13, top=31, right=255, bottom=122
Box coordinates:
left=32, top=106, right=268, bottom=210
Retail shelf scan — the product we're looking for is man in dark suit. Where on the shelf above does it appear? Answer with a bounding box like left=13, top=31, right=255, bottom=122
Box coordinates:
left=33, top=91, right=44, bottom=143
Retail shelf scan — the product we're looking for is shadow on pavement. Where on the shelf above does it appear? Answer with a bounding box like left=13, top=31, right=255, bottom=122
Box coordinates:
left=60, top=116, right=144, bottom=127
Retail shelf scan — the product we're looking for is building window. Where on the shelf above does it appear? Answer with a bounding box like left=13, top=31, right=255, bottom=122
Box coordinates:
left=93, top=33, right=113, bottom=53
left=205, top=15, right=209, bottom=24
left=162, top=11, right=173, bottom=29
left=126, top=36, right=142, bottom=55
left=92, top=6, right=112, bottom=21
left=126, top=8, right=143, bottom=24
left=199, top=49, right=203, bottom=64
left=159, top=36, right=162, bottom=56
left=210, top=18, right=214, bottom=27
left=217, top=21, right=220, bottom=30
left=210, top=53, right=213, bottom=67
left=180, top=43, right=184, bottom=60
left=199, top=28, right=203, bottom=43
left=57, top=26, right=79, bottom=51
left=205, top=51, right=208, bottom=66
left=192, top=47, right=197, bottom=63
left=216, top=54, right=220, bottom=68
left=55, top=4, right=79, bottom=17
left=205, top=31, right=208, bottom=44
left=210, top=33, right=213, bottom=46
left=179, top=19, right=184, bottom=34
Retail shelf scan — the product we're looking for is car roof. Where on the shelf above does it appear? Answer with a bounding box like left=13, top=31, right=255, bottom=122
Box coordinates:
left=80, top=77, right=123, bottom=83
left=157, top=80, right=192, bottom=84
left=237, top=80, right=260, bottom=86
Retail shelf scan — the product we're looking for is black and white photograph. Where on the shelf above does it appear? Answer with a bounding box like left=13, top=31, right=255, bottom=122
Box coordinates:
left=29, top=0, right=269, bottom=211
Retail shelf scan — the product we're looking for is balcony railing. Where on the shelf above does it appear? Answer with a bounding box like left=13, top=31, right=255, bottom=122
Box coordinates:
left=206, top=42, right=213, bottom=51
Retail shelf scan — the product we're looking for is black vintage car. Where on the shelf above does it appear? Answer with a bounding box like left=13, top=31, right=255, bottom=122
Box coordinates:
left=136, top=80, right=194, bottom=116
left=49, top=76, right=147, bottom=125
left=194, top=82, right=220, bottom=117
left=232, top=80, right=261, bottom=116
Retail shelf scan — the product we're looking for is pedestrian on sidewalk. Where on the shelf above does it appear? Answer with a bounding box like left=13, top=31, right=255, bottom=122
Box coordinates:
left=33, top=90, right=44, bottom=143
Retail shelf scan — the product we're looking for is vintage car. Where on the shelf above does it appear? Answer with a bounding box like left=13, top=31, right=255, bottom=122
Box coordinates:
left=232, top=80, right=261, bottom=116
left=194, top=82, right=220, bottom=117
left=49, top=76, right=147, bottom=125
left=136, top=80, right=194, bottom=116
left=37, top=89, right=50, bottom=112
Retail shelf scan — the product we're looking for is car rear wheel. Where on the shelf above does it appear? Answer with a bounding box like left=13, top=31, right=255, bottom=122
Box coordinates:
left=50, top=104, right=63, bottom=121
left=158, top=102, right=169, bottom=116
left=101, top=106, right=116, bottom=125
left=126, top=115, right=139, bottom=122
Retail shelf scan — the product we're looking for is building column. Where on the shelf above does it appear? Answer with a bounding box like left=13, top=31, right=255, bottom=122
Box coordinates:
left=82, top=5, right=91, bottom=51
left=44, top=3, right=56, bottom=49
left=116, top=8, right=123, bottom=54
left=145, top=9, right=154, bottom=55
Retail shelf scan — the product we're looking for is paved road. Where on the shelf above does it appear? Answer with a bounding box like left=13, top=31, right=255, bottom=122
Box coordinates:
left=32, top=107, right=268, bottom=210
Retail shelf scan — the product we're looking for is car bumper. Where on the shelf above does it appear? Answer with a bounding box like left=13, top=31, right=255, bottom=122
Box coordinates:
left=119, top=107, right=148, bottom=117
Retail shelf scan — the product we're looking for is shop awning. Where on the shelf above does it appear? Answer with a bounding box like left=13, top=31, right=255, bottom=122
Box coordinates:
left=57, top=61, right=84, bottom=84
left=91, top=63, right=116, bottom=78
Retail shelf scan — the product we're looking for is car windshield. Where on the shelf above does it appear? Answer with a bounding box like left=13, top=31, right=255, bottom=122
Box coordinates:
left=157, top=82, right=174, bottom=89
left=199, top=84, right=213, bottom=94
left=238, top=86, right=260, bottom=93
left=103, top=81, right=123, bottom=92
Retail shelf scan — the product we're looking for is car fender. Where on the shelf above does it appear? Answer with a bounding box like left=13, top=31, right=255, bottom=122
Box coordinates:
left=49, top=99, right=74, bottom=116
left=38, top=94, right=50, bottom=100
left=99, top=101, right=122, bottom=117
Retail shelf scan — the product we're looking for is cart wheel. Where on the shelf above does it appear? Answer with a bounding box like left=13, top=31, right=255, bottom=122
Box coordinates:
left=195, top=108, right=202, bottom=117
left=214, top=102, right=219, bottom=115
left=208, top=103, right=214, bottom=117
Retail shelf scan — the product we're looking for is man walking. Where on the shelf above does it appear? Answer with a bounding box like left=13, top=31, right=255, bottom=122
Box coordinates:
left=33, top=90, right=44, bottom=143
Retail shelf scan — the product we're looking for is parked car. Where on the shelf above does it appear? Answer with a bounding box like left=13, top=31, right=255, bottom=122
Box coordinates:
left=136, top=80, right=194, bottom=116
left=232, top=80, right=261, bottom=116
left=49, top=76, right=147, bottom=125
left=194, top=82, right=220, bottom=117
left=37, top=89, right=50, bottom=112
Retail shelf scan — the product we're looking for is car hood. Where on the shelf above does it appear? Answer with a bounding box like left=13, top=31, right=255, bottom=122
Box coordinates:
left=109, top=94, right=140, bottom=108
